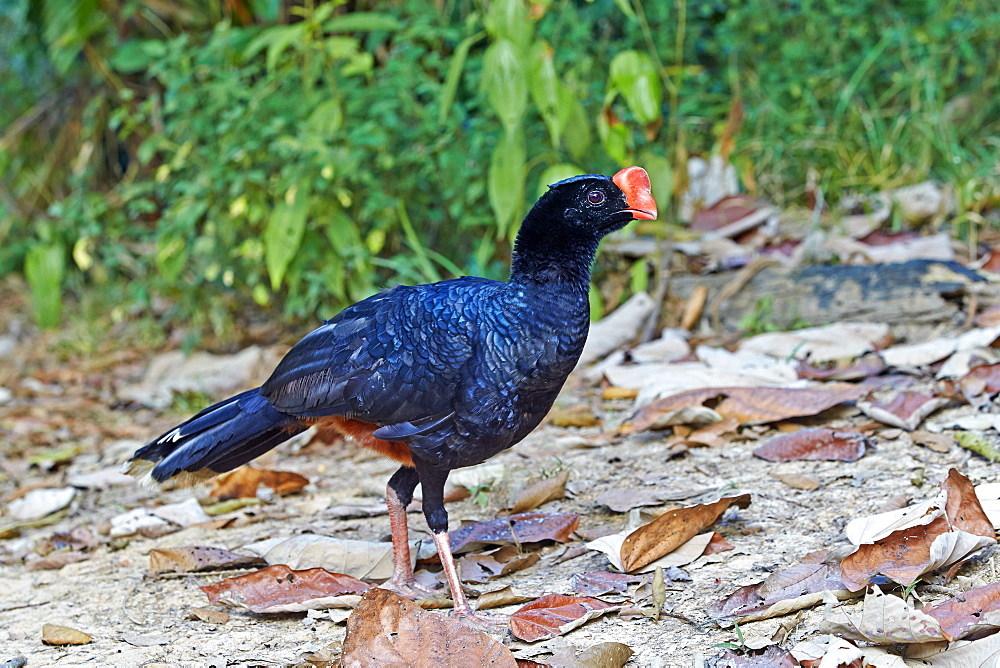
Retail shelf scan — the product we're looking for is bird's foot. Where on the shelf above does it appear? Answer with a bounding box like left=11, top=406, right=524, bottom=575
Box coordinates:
left=380, top=576, right=439, bottom=601
left=449, top=605, right=509, bottom=635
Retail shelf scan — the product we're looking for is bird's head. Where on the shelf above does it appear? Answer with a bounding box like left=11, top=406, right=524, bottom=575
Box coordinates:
left=511, top=166, right=658, bottom=284
left=535, top=166, right=657, bottom=238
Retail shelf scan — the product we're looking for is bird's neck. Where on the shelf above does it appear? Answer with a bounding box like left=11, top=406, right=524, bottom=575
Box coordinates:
left=508, top=221, right=600, bottom=294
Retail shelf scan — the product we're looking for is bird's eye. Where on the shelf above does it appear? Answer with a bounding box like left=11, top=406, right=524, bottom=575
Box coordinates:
left=587, top=190, right=605, bottom=204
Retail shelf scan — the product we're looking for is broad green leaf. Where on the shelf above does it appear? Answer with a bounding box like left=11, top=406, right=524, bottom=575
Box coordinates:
left=243, top=24, right=305, bottom=71
left=439, top=32, right=485, bottom=125
left=485, top=0, right=532, bottom=49
left=488, top=128, right=526, bottom=238
left=637, top=150, right=673, bottom=209
left=248, top=0, right=282, bottom=23
left=307, top=98, right=344, bottom=137
left=266, top=184, right=311, bottom=290
left=528, top=41, right=562, bottom=146
left=155, top=233, right=189, bottom=282
left=325, top=12, right=402, bottom=33
left=482, top=39, right=528, bottom=131
left=609, top=50, right=662, bottom=124
left=597, top=110, right=629, bottom=164
left=109, top=39, right=167, bottom=73
left=536, top=163, right=583, bottom=198
left=25, top=242, right=65, bottom=329
left=564, top=98, right=592, bottom=161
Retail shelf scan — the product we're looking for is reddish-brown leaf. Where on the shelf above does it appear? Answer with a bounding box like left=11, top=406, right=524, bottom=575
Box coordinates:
left=753, top=428, right=869, bottom=462
left=201, top=564, right=370, bottom=613
left=209, top=465, right=309, bottom=500
left=840, top=469, right=995, bottom=591
left=631, top=385, right=866, bottom=431
left=703, top=532, right=734, bottom=555
left=570, top=572, right=641, bottom=596
left=691, top=194, right=768, bottom=233
left=859, top=391, right=952, bottom=430
left=707, top=562, right=846, bottom=622
left=924, top=582, right=1000, bottom=641
left=620, top=494, right=751, bottom=572
left=449, top=513, right=579, bottom=554
left=508, top=470, right=569, bottom=514
left=342, top=588, right=515, bottom=667
left=149, top=545, right=266, bottom=574
left=456, top=547, right=540, bottom=583
left=960, top=363, right=1000, bottom=402
left=509, top=594, right=619, bottom=642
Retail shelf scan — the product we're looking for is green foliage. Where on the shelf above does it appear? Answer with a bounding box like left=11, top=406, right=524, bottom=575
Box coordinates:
left=0, top=0, right=996, bottom=334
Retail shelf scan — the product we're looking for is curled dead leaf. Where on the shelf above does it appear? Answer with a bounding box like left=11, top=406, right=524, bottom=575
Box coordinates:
left=508, top=471, right=569, bottom=514
left=210, top=465, right=308, bottom=500
left=149, top=545, right=266, bottom=574
left=449, top=513, right=579, bottom=554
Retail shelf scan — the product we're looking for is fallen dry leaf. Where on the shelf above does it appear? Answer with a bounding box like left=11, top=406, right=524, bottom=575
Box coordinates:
left=753, top=428, right=869, bottom=462
left=570, top=572, right=641, bottom=597
left=41, top=624, right=92, bottom=645
left=620, top=494, right=751, bottom=572
left=449, top=513, right=579, bottom=554
left=708, top=561, right=850, bottom=623
left=201, top=564, right=371, bottom=613
left=795, top=354, right=887, bottom=381
left=819, top=585, right=943, bottom=643
left=548, top=404, right=602, bottom=428
left=341, top=588, right=515, bottom=667
left=595, top=487, right=667, bottom=513
left=858, top=391, right=952, bottom=431
left=924, top=582, right=1000, bottom=641
left=574, top=642, right=633, bottom=668
left=210, top=465, right=309, bottom=500
left=912, top=430, right=954, bottom=453
left=149, top=546, right=266, bottom=574
left=457, top=546, right=540, bottom=583
left=959, top=362, right=1000, bottom=406
left=703, top=532, right=734, bottom=555
left=770, top=472, right=821, bottom=490
left=35, top=526, right=97, bottom=556
left=708, top=645, right=799, bottom=667
left=588, top=529, right=713, bottom=573
left=27, top=551, right=90, bottom=570
left=186, top=607, right=229, bottom=624
left=244, top=534, right=406, bottom=581
left=904, top=629, right=1000, bottom=665
left=475, top=586, right=533, bottom=611
left=508, top=471, right=569, bottom=514
left=509, top=594, right=619, bottom=642
left=840, top=469, right=996, bottom=591
left=631, top=385, right=866, bottom=432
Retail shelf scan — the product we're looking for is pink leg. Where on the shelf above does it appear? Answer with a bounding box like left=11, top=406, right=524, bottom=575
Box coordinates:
left=433, top=532, right=507, bottom=631
left=382, top=483, right=437, bottom=598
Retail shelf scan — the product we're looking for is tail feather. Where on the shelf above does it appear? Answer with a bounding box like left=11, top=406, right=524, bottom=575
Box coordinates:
left=125, top=388, right=306, bottom=486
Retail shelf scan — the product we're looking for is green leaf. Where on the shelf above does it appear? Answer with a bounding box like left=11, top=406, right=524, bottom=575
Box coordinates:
left=307, top=98, right=344, bottom=137
left=488, top=128, right=526, bottom=238
left=527, top=41, right=563, bottom=146
left=564, top=98, right=592, bottom=162
left=536, top=163, right=583, bottom=198
left=485, top=0, right=532, bottom=49
left=609, top=50, right=662, bottom=124
left=637, top=150, right=673, bottom=209
left=243, top=24, right=305, bottom=71
left=266, top=184, right=311, bottom=290
left=109, top=39, right=167, bottom=73
left=325, top=12, right=402, bottom=33
left=482, top=39, right=528, bottom=131
left=597, top=110, right=629, bottom=164
left=439, top=32, right=485, bottom=126
left=25, top=242, right=65, bottom=329
left=155, top=233, right=189, bottom=282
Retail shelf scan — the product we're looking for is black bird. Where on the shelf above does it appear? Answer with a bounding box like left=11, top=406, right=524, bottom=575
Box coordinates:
left=125, top=167, right=657, bottom=625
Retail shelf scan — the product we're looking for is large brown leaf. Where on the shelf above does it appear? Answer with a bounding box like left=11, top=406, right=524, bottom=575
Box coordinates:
left=858, top=391, right=952, bottom=431
left=449, top=513, right=579, bottom=554
left=201, top=564, right=370, bottom=613
left=631, top=385, right=866, bottom=431
left=753, top=428, right=869, bottom=462
left=509, top=594, right=619, bottom=642
left=342, top=588, right=515, bottom=667
left=149, top=545, right=265, bottom=574
left=620, top=494, right=751, bottom=572
left=840, top=469, right=996, bottom=591
left=707, top=561, right=848, bottom=623
left=209, top=465, right=309, bottom=500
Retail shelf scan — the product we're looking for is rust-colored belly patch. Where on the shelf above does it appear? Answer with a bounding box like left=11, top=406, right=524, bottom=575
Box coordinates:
left=303, top=415, right=414, bottom=467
